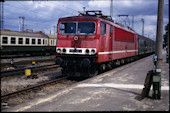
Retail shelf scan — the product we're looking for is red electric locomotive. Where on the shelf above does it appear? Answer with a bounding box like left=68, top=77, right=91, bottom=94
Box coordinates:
left=55, top=10, right=154, bottom=77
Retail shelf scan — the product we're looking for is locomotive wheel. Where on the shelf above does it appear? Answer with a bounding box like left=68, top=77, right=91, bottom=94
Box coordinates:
left=87, top=64, right=98, bottom=77
left=62, top=68, right=68, bottom=76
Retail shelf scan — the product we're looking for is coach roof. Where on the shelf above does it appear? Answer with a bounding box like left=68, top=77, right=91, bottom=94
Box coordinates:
left=1, top=30, right=48, bottom=38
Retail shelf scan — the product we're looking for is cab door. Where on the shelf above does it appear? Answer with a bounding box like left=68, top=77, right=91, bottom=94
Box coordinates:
left=98, top=22, right=107, bottom=62
left=100, top=22, right=106, bottom=52
left=109, top=25, right=113, bottom=60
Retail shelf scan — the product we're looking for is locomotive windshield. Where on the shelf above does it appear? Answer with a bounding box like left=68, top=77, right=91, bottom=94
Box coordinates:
left=59, top=23, right=76, bottom=34
left=59, top=22, right=95, bottom=35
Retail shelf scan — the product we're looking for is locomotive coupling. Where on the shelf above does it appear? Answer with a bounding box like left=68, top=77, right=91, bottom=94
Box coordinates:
left=55, top=57, right=63, bottom=65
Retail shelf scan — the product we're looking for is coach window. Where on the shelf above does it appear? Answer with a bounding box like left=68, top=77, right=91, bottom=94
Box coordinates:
left=45, top=39, right=47, bottom=45
left=101, top=22, right=106, bottom=35
left=43, top=39, right=45, bottom=45
left=18, top=38, right=23, bottom=44
left=11, top=37, right=16, bottom=44
left=38, top=39, right=41, bottom=44
left=51, top=40, right=53, bottom=45
left=26, top=38, right=29, bottom=44
left=2, top=37, right=8, bottom=44
left=53, top=40, right=54, bottom=45
left=32, top=39, right=35, bottom=44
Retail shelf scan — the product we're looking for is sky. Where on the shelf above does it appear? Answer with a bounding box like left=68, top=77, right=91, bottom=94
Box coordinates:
left=1, top=0, right=169, bottom=41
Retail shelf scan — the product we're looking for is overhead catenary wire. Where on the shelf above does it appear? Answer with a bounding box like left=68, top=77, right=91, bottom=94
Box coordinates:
left=4, top=1, right=80, bottom=31
left=3, top=0, right=168, bottom=37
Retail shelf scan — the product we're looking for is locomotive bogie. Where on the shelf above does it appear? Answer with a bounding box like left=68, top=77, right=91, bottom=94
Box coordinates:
left=55, top=55, right=98, bottom=77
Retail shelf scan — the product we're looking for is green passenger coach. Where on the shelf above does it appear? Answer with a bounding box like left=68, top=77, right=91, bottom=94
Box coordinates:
left=0, top=30, right=57, bottom=57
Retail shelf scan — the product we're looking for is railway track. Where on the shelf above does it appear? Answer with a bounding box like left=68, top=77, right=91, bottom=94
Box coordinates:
left=1, top=56, right=55, bottom=71
left=1, top=64, right=59, bottom=78
left=1, top=54, right=154, bottom=109
left=1, top=54, right=54, bottom=59
left=1, top=76, right=69, bottom=101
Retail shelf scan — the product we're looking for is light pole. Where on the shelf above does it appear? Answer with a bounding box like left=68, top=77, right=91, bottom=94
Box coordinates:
left=110, top=0, right=113, bottom=18
left=132, top=15, right=134, bottom=30
left=152, top=0, right=164, bottom=99
left=19, top=16, right=22, bottom=31
left=141, top=18, right=144, bottom=36
left=22, top=16, right=25, bottom=31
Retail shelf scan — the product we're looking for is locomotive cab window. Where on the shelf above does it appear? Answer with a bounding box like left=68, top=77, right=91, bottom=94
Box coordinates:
left=59, top=22, right=76, bottom=34
left=101, top=22, right=106, bottom=35
left=59, top=22, right=96, bottom=35
left=77, top=22, right=95, bottom=34
left=2, top=37, right=8, bottom=44
left=11, top=37, right=16, bottom=44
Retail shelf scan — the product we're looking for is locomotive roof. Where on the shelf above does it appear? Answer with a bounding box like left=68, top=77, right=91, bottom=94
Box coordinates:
left=59, top=16, right=136, bottom=34
left=1, top=30, right=49, bottom=38
left=59, top=16, right=99, bottom=21
left=59, top=10, right=137, bottom=34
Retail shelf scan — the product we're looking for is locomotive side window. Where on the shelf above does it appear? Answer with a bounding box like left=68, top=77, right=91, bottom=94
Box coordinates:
left=18, top=38, right=23, bottom=44
left=2, top=37, right=8, bottom=44
left=32, top=39, right=35, bottom=44
left=101, top=22, right=106, bottom=35
left=11, top=37, right=16, bottom=44
left=26, top=38, right=29, bottom=44
left=38, top=39, right=41, bottom=44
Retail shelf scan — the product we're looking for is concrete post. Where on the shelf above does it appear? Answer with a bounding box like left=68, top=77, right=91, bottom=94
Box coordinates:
left=166, top=24, right=169, bottom=63
left=153, top=0, right=164, bottom=99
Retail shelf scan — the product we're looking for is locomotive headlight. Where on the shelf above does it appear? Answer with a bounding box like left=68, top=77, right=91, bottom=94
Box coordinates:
left=74, top=36, right=79, bottom=41
left=85, top=49, right=90, bottom=54
left=62, top=48, right=66, bottom=53
left=91, top=49, right=96, bottom=54
left=57, top=48, right=61, bottom=53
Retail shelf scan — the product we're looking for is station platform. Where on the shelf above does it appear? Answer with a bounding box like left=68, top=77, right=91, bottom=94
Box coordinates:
left=2, top=50, right=169, bottom=111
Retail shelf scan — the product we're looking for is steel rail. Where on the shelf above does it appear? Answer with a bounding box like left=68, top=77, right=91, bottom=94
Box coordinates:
left=1, top=64, right=59, bottom=77
left=1, top=76, right=68, bottom=100
left=1, top=58, right=55, bottom=67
